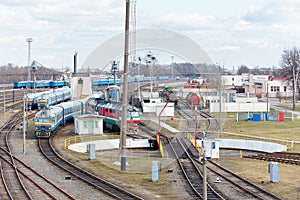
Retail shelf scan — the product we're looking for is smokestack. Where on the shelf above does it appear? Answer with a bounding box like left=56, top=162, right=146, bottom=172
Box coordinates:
left=74, top=52, right=77, bottom=74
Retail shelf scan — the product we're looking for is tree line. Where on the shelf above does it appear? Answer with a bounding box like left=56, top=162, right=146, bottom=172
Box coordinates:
left=0, top=65, right=62, bottom=84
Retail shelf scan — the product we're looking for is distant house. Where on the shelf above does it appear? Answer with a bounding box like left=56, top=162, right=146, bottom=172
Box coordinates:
left=266, top=77, right=294, bottom=98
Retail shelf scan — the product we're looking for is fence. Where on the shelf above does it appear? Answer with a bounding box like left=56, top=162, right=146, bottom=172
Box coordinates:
left=236, top=112, right=293, bottom=122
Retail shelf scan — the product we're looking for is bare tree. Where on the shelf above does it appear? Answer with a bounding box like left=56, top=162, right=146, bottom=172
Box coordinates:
left=280, top=47, right=300, bottom=110
left=237, top=65, right=249, bottom=75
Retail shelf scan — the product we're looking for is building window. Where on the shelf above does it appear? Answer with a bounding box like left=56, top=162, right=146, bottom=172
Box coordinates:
left=95, top=121, right=98, bottom=128
left=271, top=86, right=280, bottom=92
left=78, top=78, right=83, bottom=84
left=284, top=86, right=287, bottom=92
left=83, top=121, right=87, bottom=129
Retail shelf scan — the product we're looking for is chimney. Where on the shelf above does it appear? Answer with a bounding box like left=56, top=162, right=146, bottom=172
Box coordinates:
left=74, top=52, right=77, bottom=74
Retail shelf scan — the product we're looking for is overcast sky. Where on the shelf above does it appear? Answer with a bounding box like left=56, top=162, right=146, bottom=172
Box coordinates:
left=0, top=0, right=299, bottom=70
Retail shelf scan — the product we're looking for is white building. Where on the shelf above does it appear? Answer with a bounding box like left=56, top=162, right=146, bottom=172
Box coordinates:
left=74, top=114, right=104, bottom=135
left=266, top=78, right=294, bottom=98
left=221, top=75, right=244, bottom=89
left=71, top=73, right=92, bottom=100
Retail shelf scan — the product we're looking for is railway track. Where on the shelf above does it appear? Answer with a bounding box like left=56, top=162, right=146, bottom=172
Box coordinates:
left=244, top=152, right=300, bottom=165
left=0, top=89, right=25, bottom=105
left=0, top=112, right=28, bottom=199
left=194, top=159, right=283, bottom=200
left=177, top=99, right=199, bottom=133
left=0, top=112, right=74, bottom=199
left=168, top=136, right=225, bottom=199
left=38, top=138, right=144, bottom=200
left=197, top=110, right=219, bottom=133
left=177, top=98, right=220, bottom=138
left=0, top=101, right=23, bottom=115
left=0, top=111, right=74, bottom=199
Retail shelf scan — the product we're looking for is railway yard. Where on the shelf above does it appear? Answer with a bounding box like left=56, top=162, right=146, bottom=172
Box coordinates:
left=0, top=88, right=300, bottom=200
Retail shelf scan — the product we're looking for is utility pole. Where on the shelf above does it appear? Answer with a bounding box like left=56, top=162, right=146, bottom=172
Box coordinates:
left=23, top=92, right=27, bottom=154
left=218, top=63, right=222, bottom=137
left=202, top=150, right=207, bottom=200
left=138, top=57, right=141, bottom=100
left=120, top=0, right=130, bottom=171
left=171, top=56, right=174, bottom=80
left=3, top=91, right=5, bottom=114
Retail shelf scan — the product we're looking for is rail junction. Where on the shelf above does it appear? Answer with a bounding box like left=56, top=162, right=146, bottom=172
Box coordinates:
left=0, top=91, right=298, bottom=199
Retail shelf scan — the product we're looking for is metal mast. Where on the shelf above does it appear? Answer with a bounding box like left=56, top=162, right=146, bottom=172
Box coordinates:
left=26, top=38, right=33, bottom=83
left=120, top=0, right=130, bottom=171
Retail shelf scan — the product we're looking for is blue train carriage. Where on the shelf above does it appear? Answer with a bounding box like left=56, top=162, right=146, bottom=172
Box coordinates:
left=37, top=87, right=71, bottom=109
left=49, top=80, right=65, bottom=88
left=35, top=98, right=87, bottom=138
left=14, top=81, right=33, bottom=89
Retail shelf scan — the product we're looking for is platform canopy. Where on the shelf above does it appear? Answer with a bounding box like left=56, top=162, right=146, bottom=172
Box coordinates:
left=81, top=28, right=213, bottom=71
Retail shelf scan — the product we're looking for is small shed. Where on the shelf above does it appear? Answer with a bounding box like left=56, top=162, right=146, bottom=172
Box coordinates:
left=198, top=139, right=220, bottom=159
left=74, top=114, right=104, bottom=135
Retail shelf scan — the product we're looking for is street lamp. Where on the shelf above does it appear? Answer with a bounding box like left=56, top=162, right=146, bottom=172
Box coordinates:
left=111, top=60, right=118, bottom=85
left=146, top=51, right=156, bottom=98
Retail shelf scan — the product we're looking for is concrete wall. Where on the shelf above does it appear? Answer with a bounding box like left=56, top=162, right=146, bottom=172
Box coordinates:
left=68, top=139, right=150, bottom=153
left=218, top=138, right=287, bottom=153
left=210, top=102, right=268, bottom=112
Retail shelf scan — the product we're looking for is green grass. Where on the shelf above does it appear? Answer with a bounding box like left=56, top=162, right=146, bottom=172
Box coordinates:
left=222, top=118, right=300, bottom=152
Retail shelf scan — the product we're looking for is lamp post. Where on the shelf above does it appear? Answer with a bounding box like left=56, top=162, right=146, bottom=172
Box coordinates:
left=111, top=60, right=118, bottom=85
left=146, top=51, right=156, bottom=98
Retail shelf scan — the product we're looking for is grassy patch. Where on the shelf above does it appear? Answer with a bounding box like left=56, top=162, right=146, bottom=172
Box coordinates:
left=216, top=158, right=300, bottom=200
left=222, top=119, right=300, bottom=152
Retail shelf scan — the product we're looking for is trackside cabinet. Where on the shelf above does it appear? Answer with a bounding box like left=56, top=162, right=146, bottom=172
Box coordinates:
left=269, top=162, right=279, bottom=183
left=152, top=161, right=159, bottom=182
left=87, top=144, right=96, bottom=160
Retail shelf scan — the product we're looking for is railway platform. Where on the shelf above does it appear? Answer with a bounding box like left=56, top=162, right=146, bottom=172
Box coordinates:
left=141, top=114, right=180, bottom=133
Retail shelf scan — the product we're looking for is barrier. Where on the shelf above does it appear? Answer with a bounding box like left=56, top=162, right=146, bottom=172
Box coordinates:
left=156, top=134, right=164, bottom=158
left=188, top=133, right=201, bottom=152
left=221, top=131, right=294, bottom=150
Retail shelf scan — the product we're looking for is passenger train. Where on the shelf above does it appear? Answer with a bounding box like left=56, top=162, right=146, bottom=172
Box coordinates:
left=34, top=86, right=141, bottom=138
left=34, top=98, right=87, bottom=138
left=92, top=76, right=169, bottom=86
left=25, top=87, right=70, bottom=111
left=25, top=91, right=50, bottom=111
left=14, top=80, right=69, bottom=89
left=37, top=87, right=71, bottom=109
